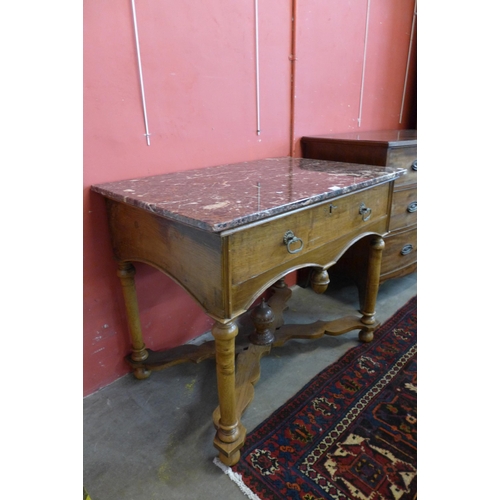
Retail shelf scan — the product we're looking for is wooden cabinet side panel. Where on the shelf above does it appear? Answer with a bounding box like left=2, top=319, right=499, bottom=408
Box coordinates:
left=386, top=145, right=417, bottom=169
left=301, top=139, right=389, bottom=166
left=106, top=200, right=226, bottom=319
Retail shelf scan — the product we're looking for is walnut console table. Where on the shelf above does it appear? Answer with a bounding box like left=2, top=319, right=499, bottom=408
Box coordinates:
left=91, top=157, right=406, bottom=466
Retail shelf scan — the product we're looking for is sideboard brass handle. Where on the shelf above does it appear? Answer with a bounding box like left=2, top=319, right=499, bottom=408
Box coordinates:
left=283, top=230, right=304, bottom=254
left=359, top=203, right=372, bottom=222
left=407, top=201, right=417, bottom=213
left=401, top=244, right=413, bottom=256
left=411, top=160, right=417, bottom=171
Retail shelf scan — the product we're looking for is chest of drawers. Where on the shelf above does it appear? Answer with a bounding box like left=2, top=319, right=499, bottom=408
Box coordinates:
left=301, top=130, right=417, bottom=282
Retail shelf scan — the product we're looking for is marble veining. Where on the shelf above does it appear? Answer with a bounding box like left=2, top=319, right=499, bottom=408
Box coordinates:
left=91, top=157, right=406, bottom=232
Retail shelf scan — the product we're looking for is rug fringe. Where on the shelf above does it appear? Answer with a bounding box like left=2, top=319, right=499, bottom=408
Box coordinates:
left=213, top=457, right=263, bottom=500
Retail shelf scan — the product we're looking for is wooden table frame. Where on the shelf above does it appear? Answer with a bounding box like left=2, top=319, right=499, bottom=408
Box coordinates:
left=93, top=158, right=405, bottom=466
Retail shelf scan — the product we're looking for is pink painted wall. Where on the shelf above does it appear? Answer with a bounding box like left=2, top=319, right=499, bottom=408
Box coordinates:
left=84, top=0, right=416, bottom=396
left=292, top=0, right=417, bottom=152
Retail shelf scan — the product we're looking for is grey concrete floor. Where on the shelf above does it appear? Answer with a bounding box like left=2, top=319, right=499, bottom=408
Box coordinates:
left=83, top=273, right=417, bottom=500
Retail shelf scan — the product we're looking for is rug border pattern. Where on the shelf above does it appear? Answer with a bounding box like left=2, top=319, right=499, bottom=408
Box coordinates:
left=300, top=344, right=417, bottom=495
left=226, top=296, right=417, bottom=500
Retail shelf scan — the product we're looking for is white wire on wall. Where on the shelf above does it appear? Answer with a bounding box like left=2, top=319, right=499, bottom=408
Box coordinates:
left=358, top=0, right=371, bottom=127
left=131, top=0, right=151, bottom=145
left=399, top=0, right=417, bottom=124
left=254, top=0, right=261, bottom=136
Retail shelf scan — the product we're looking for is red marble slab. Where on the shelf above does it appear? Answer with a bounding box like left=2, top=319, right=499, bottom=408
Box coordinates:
left=91, top=157, right=406, bottom=232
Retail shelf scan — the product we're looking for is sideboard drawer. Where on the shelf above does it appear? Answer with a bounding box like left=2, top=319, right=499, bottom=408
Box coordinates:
left=228, top=183, right=391, bottom=285
left=389, top=187, right=417, bottom=231
left=380, top=227, right=417, bottom=277
left=391, top=147, right=417, bottom=188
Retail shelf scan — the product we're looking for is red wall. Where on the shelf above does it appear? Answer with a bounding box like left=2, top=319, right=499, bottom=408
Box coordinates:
left=292, top=0, right=417, bottom=149
left=84, top=0, right=416, bottom=396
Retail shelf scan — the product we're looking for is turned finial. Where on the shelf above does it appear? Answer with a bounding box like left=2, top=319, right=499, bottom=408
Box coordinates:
left=311, top=269, right=330, bottom=294
left=249, top=299, right=275, bottom=345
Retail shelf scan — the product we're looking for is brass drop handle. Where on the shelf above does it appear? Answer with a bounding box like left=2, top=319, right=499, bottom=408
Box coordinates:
left=283, top=230, right=304, bottom=254
left=407, top=201, right=417, bottom=213
left=401, top=244, right=413, bottom=256
left=359, top=203, right=372, bottom=222
left=411, top=160, right=417, bottom=171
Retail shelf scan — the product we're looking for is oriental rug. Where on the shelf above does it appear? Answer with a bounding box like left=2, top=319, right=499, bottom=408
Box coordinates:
left=216, top=296, right=417, bottom=500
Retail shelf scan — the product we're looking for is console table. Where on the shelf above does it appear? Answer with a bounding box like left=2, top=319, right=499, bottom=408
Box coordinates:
left=91, top=157, right=406, bottom=466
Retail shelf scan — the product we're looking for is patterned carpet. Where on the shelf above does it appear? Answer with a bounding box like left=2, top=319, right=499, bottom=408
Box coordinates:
left=219, top=296, right=417, bottom=500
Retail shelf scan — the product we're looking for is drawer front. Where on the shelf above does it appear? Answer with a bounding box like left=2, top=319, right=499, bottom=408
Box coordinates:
left=381, top=227, right=417, bottom=276
left=389, top=187, right=417, bottom=231
left=229, top=183, right=391, bottom=285
left=389, top=146, right=417, bottom=188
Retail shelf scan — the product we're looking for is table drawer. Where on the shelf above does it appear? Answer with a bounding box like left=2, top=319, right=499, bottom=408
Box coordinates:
left=381, top=227, right=417, bottom=276
left=228, top=183, right=391, bottom=285
left=390, top=146, right=417, bottom=188
left=389, top=187, right=417, bottom=231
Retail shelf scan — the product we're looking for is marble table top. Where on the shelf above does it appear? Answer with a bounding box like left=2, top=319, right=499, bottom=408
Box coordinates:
left=91, top=157, right=406, bottom=232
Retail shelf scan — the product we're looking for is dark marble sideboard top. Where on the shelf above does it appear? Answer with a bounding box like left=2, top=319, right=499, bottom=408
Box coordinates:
left=91, top=157, right=406, bottom=232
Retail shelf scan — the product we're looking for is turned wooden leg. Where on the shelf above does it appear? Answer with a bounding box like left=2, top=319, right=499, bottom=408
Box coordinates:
left=249, top=299, right=275, bottom=345
left=116, top=262, right=151, bottom=380
left=212, top=320, right=246, bottom=466
left=311, top=268, right=330, bottom=294
left=359, top=236, right=385, bottom=343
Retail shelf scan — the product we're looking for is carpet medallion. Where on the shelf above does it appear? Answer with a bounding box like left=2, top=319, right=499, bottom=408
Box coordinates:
left=220, top=296, right=417, bottom=500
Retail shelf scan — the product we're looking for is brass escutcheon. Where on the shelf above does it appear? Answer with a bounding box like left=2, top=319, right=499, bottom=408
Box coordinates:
left=359, top=203, right=372, bottom=222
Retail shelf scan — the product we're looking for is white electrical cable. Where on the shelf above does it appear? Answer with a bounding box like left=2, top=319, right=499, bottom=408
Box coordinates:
left=358, top=0, right=371, bottom=127
left=131, top=0, right=151, bottom=145
left=254, top=0, right=261, bottom=135
left=399, top=0, right=417, bottom=124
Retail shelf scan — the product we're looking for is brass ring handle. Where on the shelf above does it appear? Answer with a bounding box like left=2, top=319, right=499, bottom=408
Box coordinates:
left=407, top=201, right=417, bottom=213
left=359, top=203, right=372, bottom=222
left=283, top=230, right=304, bottom=254
left=411, top=160, right=417, bottom=171
left=401, top=244, right=413, bottom=256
